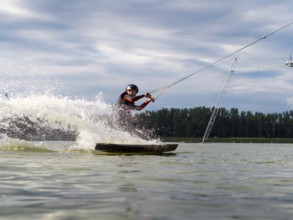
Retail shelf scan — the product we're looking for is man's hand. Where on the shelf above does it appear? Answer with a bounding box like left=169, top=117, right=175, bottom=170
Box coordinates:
left=145, top=93, right=154, bottom=102
left=145, top=93, right=152, bottom=98
left=147, top=97, right=155, bottom=102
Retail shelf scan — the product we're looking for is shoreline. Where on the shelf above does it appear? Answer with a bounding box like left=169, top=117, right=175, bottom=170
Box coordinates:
left=162, top=137, right=293, bottom=143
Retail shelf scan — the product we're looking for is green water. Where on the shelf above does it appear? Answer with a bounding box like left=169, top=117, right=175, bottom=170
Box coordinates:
left=0, top=142, right=293, bottom=220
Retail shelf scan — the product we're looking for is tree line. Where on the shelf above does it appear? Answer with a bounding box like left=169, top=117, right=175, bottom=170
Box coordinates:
left=136, top=107, right=293, bottom=138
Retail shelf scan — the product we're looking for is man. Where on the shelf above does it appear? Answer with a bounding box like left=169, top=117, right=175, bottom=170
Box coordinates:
left=114, top=84, right=154, bottom=136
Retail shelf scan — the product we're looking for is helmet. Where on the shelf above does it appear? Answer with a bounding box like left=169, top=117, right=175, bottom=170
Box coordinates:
left=125, top=84, right=139, bottom=93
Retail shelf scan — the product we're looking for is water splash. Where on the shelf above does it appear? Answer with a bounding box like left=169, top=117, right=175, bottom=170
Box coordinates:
left=0, top=92, right=160, bottom=151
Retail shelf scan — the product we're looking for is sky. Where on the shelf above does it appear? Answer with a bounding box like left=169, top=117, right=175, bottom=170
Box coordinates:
left=0, top=0, right=293, bottom=113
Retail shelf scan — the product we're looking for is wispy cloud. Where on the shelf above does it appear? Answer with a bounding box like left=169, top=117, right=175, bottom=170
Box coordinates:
left=1, top=0, right=293, bottom=112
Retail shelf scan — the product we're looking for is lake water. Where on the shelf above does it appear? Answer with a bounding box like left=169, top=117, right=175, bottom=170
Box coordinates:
left=0, top=141, right=292, bottom=220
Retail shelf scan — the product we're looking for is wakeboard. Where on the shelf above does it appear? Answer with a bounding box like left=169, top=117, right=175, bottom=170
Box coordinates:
left=95, top=143, right=178, bottom=153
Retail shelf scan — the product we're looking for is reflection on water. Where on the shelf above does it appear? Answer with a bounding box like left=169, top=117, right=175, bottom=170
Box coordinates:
left=119, top=183, right=138, bottom=192
left=0, top=142, right=293, bottom=220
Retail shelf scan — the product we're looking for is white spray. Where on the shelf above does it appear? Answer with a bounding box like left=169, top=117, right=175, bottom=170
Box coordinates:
left=0, top=92, right=159, bottom=150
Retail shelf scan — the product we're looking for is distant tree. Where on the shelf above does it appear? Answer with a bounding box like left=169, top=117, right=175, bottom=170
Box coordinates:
left=137, top=107, right=293, bottom=138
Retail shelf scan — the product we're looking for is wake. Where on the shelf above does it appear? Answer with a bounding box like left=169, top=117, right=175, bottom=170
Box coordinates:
left=0, top=93, right=159, bottom=150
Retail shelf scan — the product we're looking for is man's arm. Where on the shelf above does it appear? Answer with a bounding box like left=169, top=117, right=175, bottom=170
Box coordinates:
left=123, top=94, right=144, bottom=103
left=135, top=100, right=151, bottom=110
left=132, top=94, right=145, bottom=102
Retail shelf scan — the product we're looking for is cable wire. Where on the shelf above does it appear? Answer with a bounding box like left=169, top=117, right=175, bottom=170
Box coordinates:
left=150, top=21, right=293, bottom=94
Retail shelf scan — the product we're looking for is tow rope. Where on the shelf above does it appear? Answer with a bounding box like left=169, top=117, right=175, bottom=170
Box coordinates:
left=150, top=21, right=293, bottom=99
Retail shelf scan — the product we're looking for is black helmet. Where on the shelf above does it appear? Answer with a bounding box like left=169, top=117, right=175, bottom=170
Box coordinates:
left=125, top=84, right=139, bottom=93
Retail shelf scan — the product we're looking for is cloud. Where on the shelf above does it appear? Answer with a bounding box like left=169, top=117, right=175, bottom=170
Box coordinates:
left=1, top=0, right=293, bottom=112
left=285, top=96, right=293, bottom=108
left=0, top=0, right=44, bottom=19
